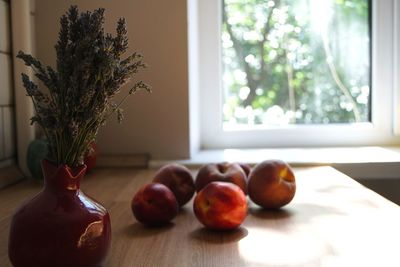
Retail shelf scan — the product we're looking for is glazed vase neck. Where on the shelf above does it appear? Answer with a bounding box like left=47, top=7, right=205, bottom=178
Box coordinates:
left=41, top=159, right=87, bottom=192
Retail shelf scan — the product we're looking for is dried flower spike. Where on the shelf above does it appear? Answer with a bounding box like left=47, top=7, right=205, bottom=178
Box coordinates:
left=18, top=5, right=151, bottom=168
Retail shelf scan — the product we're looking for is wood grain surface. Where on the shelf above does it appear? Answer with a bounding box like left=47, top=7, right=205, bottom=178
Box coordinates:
left=1, top=166, right=400, bottom=267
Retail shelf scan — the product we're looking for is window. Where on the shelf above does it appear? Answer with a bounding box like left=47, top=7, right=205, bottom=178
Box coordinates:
left=222, top=0, right=370, bottom=128
left=195, top=0, right=400, bottom=149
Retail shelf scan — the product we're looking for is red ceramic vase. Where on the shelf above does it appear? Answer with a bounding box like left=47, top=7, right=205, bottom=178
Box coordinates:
left=8, top=160, right=111, bottom=267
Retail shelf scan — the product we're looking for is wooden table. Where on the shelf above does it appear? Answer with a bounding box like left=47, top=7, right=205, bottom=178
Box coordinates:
left=1, top=167, right=400, bottom=267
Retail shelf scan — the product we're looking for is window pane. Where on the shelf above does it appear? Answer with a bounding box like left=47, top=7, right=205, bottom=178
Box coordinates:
left=222, top=0, right=370, bottom=128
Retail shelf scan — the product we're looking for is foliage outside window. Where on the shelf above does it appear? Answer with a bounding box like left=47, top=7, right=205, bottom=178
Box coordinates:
left=222, top=0, right=370, bottom=128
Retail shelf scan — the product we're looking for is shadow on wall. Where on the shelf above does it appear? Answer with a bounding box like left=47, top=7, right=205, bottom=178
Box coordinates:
left=356, top=178, right=400, bottom=206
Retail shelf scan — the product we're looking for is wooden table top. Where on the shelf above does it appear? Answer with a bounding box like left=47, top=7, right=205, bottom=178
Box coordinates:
left=1, top=166, right=400, bottom=267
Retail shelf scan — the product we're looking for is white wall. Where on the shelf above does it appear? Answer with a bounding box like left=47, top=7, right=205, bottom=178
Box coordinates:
left=35, top=0, right=191, bottom=160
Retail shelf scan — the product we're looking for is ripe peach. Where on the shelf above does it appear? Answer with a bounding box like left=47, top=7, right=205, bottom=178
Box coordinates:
left=238, top=163, right=252, bottom=178
left=153, top=163, right=195, bottom=207
left=84, top=142, right=98, bottom=172
left=248, top=160, right=296, bottom=209
left=193, top=181, right=247, bottom=230
left=195, top=163, right=247, bottom=194
left=131, top=183, right=179, bottom=226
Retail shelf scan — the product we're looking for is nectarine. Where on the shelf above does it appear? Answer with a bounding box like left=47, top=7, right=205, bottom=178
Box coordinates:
left=248, top=160, right=296, bottom=209
left=131, top=183, right=179, bottom=226
left=84, top=142, right=98, bottom=173
left=153, top=163, right=195, bottom=207
left=193, top=181, right=247, bottom=230
left=238, top=163, right=252, bottom=178
left=195, top=163, right=247, bottom=194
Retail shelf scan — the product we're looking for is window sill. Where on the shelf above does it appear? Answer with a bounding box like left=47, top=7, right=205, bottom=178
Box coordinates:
left=150, top=146, right=400, bottom=179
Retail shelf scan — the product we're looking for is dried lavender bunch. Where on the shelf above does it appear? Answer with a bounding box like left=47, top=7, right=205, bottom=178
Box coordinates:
left=18, top=6, right=151, bottom=168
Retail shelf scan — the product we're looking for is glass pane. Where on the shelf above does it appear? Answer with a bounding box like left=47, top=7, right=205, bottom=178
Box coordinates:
left=222, top=0, right=370, bottom=128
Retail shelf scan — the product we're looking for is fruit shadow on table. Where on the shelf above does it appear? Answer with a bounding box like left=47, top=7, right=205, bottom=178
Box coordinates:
left=188, top=227, right=248, bottom=244
left=249, top=206, right=294, bottom=220
left=122, top=222, right=175, bottom=238
left=249, top=203, right=348, bottom=224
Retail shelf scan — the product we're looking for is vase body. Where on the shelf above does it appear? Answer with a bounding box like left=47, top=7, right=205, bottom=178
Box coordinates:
left=8, top=160, right=111, bottom=267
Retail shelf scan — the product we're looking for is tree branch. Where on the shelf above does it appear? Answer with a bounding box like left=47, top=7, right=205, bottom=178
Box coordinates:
left=259, top=0, right=281, bottom=76
left=222, top=0, right=258, bottom=101
left=284, top=49, right=296, bottom=123
left=322, top=34, right=361, bottom=122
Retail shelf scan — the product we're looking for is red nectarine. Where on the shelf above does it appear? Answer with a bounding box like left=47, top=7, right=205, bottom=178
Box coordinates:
left=153, top=163, right=195, bottom=207
left=193, top=181, right=247, bottom=230
left=238, top=163, right=252, bottom=178
left=248, top=160, right=296, bottom=209
left=84, top=142, right=98, bottom=173
left=195, top=163, right=247, bottom=194
left=131, top=183, right=179, bottom=226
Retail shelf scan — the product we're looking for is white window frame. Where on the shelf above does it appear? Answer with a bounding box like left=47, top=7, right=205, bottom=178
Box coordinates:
left=11, top=0, right=35, bottom=176
left=196, top=0, right=400, bottom=149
